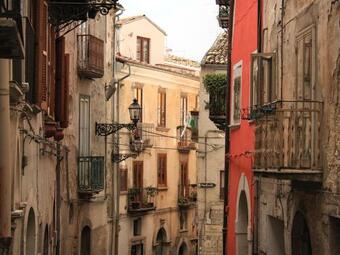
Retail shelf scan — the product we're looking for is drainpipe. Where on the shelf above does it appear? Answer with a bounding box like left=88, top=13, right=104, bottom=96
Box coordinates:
left=223, top=0, right=234, bottom=254
left=0, top=59, right=12, bottom=254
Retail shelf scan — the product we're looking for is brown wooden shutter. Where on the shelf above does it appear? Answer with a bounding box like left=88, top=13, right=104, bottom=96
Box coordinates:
left=61, top=54, right=70, bottom=128
left=55, top=37, right=70, bottom=128
left=48, top=27, right=56, bottom=117
left=35, top=0, right=48, bottom=109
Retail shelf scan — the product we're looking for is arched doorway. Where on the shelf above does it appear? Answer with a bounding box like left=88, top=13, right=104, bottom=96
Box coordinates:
left=178, top=242, right=188, bottom=255
left=43, top=225, right=49, bottom=255
left=236, top=191, right=248, bottom=255
left=292, top=212, right=312, bottom=255
left=155, top=228, right=167, bottom=255
left=26, top=208, right=36, bottom=255
left=80, top=226, right=91, bottom=255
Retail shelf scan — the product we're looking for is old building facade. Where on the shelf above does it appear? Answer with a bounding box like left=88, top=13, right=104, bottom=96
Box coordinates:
left=252, top=1, right=340, bottom=254
left=197, top=32, right=227, bottom=255
left=115, top=15, right=200, bottom=255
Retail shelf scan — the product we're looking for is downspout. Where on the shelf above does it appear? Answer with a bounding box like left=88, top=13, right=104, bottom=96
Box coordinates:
left=0, top=59, right=12, bottom=254
left=223, top=0, right=234, bottom=254
left=254, top=0, right=262, bottom=253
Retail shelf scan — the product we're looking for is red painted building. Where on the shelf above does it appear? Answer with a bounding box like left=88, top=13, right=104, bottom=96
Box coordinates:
left=226, top=0, right=259, bottom=254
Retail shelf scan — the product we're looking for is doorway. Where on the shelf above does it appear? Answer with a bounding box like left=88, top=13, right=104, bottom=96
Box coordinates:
left=155, top=228, right=167, bottom=255
left=178, top=242, right=188, bottom=255
left=26, top=208, right=36, bottom=255
left=236, top=191, right=248, bottom=255
left=80, top=226, right=91, bottom=255
left=291, top=212, right=312, bottom=255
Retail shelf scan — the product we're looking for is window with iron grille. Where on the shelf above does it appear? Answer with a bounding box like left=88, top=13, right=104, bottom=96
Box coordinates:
left=157, top=154, right=167, bottom=187
left=157, top=90, right=166, bottom=127
left=136, top=36, right=150, bottom=63
left=250, top=53, right=277, bottom=107
left=180, top=95, right=188, bottom=126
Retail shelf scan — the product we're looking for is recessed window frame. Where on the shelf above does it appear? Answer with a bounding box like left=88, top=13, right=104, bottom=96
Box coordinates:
left=136, top=36, right=150, bottom=64
left=231, top=62, right=242, bottom=125
left=157, top=153, right=167, bottom=187
left=157, top=89, right=166, bottom=127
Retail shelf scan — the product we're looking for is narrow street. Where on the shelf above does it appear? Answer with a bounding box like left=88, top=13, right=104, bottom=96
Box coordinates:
left=0, top=0, right=339, bottom=255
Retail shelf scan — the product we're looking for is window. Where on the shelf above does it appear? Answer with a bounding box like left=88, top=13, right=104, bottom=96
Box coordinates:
left=134, top=85, right=143, bottom=122
left=157, top=90, right=166, bottom=127
left=79, top=95, right=90, bottom=156
left=179, top=210, right=187, bottom=230
left=136, top=36, right=150, bottom=63
left=296, top=26, right=315, bottom=101
left=220, top=170, right=225, bottom=200
left=180, top=161, right=188, bottom=198
left=120, top=168, right=128, bottom=192
left=131, top=243, right=144, bottom=255
left=133, top=218, right=142, bottom=236
left=180, top=95, right=188, bottom=126
left=157, top=154, right=167, bottom=186
left=232, top=64, right=242, bottom=124
left=250, top=53, right=276, bottom=107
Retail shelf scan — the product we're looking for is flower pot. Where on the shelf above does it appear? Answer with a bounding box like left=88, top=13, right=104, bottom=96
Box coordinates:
left=54, top=128, right=64, bottom=141
left=44, top=122, right=56, bottom=138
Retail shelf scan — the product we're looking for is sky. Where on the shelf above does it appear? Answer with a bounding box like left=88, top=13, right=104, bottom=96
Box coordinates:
left=120, top=0, right=223, bottom=62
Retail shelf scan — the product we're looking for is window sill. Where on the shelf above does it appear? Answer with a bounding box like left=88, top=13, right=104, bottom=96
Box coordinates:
left=179, top=229, right=188, bottom=233
left=120, top=191, right=128, bottom=195
left=156, top=126, right=170, bottom=132
left=157, top=186, right=168, bottom=191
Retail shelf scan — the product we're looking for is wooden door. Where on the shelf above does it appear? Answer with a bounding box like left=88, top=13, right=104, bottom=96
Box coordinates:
left=133, top=161, right=143, bottom=202
left=180, top=161, right=188, bottom=197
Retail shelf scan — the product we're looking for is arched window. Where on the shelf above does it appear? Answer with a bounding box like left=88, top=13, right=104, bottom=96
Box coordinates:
left=80, top=226, right=91, bottom=255
left=178, top=242, right=188, bottom=255
left=155, top=228, right=167, bottom=255
left=26, top=208, right=36, bottom=255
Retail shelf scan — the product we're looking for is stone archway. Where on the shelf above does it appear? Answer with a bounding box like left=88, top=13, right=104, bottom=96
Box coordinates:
left=26, top=208, right=36, bottom=255
left=80, top=226, right=91, bottom=255
left=155, top=227, right=167, bottom=255
left=178, top=242, right=188, bottom=255
left=292, top=212, right=312, bottom=255
left=235, top=174, right=252, bottom=255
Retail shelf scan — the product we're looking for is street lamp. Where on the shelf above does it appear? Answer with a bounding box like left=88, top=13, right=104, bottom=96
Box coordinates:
left=95, top=99, right=142, bottom=136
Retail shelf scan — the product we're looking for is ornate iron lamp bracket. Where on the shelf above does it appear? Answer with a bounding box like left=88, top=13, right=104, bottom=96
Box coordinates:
left=95, top=122, right=136, bottom=136
left=112, top=153, right=137, bottom=163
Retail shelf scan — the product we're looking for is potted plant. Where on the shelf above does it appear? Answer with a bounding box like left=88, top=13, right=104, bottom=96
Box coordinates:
left=145, top=186, right=157, bottom=207
left=128, top=187, right=141, bottom=209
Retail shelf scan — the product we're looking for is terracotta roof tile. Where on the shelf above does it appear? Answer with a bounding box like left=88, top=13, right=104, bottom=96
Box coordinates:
left=201, top=31, right=228, bottom=65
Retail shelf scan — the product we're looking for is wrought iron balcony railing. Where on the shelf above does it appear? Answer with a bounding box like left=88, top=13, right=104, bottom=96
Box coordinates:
left=177, top=126, right=195, bottom=153
left=127, top=187, right=157, bottom=214
left=130, top=123, right=154, bottom=152
left=78, top=156, right=104, bottom=196
left=178, top=184, right=197, bottom=208
left=77, top=34, right=104, bottom=78
left=254, top=101, right=323, bottom=176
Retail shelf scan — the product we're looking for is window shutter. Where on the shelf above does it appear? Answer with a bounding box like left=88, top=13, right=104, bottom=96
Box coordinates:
left=61, top=54, right=70, bottom=128
left=35, top=0, right=48, bottom=109
left=48, top=27, right=56, bottom=117
left=55, top=37, right=65, bottom=123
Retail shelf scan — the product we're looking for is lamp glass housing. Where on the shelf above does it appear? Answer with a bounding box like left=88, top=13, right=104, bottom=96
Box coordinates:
left=128, top=99, right=142, bottom=124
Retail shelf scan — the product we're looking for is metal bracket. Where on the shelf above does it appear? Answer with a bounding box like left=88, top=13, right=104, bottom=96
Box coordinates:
left=112, top=153, right=137, bottom=163
left=95, top=122, right=136, bottom=136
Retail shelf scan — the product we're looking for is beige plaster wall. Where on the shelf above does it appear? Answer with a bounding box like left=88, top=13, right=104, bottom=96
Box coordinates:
left=117, top=17, right=166, bottom=65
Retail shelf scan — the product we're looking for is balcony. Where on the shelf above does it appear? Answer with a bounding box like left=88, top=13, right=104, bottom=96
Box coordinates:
left=177, top=126, right=195, bottom=153
left=0, top=0, right=24, bottom=58
left=178, top=184, right=197, bottom=209
left=217, top=5, right=230, bottom=29
left=130, top=123, right=154, bottom=152
left=127, top=187, right=157, bottom=214
left=78, top=156, right=104, bottom=197
left=77, top=34, right=104, bottom=78
left=253, top=101, right=323, bottom=182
